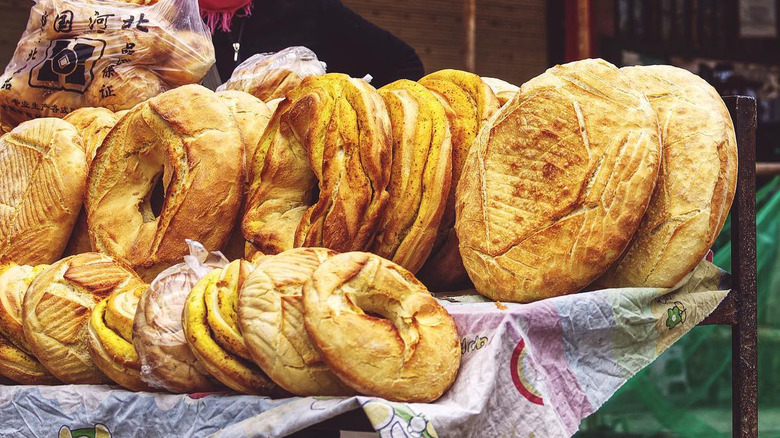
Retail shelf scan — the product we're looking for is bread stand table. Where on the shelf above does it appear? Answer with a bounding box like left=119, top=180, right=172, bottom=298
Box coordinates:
left=0, top=98, right=755, bottom=438
left=290, top=96, right=758, bottom=438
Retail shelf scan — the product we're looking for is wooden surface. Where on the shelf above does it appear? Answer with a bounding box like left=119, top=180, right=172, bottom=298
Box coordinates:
left=463, top=0, right=475, bottom=72
left=342, top=0, right=548, bottom=86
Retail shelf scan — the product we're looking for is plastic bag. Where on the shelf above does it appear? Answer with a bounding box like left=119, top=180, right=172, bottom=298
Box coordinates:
left=217, top=46, right=326, bottom=102
left=132, top=240, right=227, bottom=393
left=0, top=0, right=214, bottom=127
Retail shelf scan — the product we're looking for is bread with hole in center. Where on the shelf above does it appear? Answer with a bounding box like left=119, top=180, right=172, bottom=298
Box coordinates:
left=242, top=73, right=391, bottom=255
left=85, top=85, right=244, bottom=279
left=303, top=252, right=460, bottom=402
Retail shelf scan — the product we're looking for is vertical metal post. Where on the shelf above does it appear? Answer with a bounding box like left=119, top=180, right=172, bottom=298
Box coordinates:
left=725, top=95, right=758, bottom=438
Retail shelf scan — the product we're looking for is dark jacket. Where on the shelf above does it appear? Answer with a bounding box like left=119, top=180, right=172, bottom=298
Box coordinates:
left=212, top=0, right=425, bottom=87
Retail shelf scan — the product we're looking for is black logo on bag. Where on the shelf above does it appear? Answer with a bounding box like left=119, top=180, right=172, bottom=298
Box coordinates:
left=53, top=10, right=74, bottom=33
left=28, top=37, right=105, bottom=93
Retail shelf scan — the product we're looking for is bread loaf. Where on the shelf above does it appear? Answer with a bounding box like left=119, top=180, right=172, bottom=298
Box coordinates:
left=303, top=252, right=460, bottom=402
left=87, top=283, right=154, bottom=391
left=22, top=252, right=144, bottom=383
left=457, top=59, right=661, bottom=302
left=217, top=90, right=274, bottom=182
left=156, top=30, right=215, bottom=87
left=63, top=107, right=121, bottom=166
left=0, top=263, right=48, bottom=353
left=0, top=263, right=58, bottom=384
left=0, top=119, right=87, bottom=265
left=238, top=248, right=353, bottom=396
left=598, top=65, right=738, bottom=287
left=372, top=80, right=452, bottom=273
left=0, top=333, right=59, bottom=385
left=242, top=73, right=391, bottom=255
left=86, top=85, right=244, bottom=277
left=416, top=70, right=500, bottom=291
left=132, top=243, right=226, bottom=393
left=183, top=260, right=277, bottom=394
left=61, top=108, right=120, bottom=257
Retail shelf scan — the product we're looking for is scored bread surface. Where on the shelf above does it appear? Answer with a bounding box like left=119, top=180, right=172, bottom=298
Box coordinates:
left=0, top=263, right=48, bottom=353
left=242, top=73, right=391, bottom=255
left=238, top=247, right=353, bottom=396
left=372, top=79, right=452, bottom=273
left=303, top=252, right=460, bottom=402
left=598, top=65, right=738, bottom=288
left=416, top=69, right=501, bottom=291
left=22, top=252, right=144, bottom=383
left=86, top=85, right=244, bottom=274
left=456, top=58, right=662, bottom=302
left=0, top=118, right=87, bottom=265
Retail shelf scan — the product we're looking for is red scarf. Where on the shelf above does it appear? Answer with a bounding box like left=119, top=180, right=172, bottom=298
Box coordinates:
left=199, top=0, right=253, bottom=33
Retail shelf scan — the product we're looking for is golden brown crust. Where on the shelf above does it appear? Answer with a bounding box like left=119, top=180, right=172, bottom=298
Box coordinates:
left=87, top=289, right=155, bottom=392
left=106, top=283, right=145, bottom=343
left=598, top=65, right=738, bottom=287
left=0, top=263, right=47, bottom=354
left=216, top=90, right=274, bottom=181
left=216, top=91, right=274, bottom=259
left=0, top=333, right=60, bottom=385
left=372, top=80, right=452, bottom=273
left=457, top=58, right=661, bottom=302
left=303, top=252, right=460, bottom=402
left=85, top=66, right=168, bottom=112
left=183, top=260, right=277, bottom=394
left=0, top=118, right=87, bottom=265
left=416, top=70, right=501, bottom=291
left=482, top=77, right=520, bottom=106
left=63, top=107, right=121, bottom=166
left=22, top=252, right=144, bottom=384
left=238, top=247, right=354, bottom=396
left=242, top=73, right=392, bottom=255
left=86, top=85, right=244, bottom=274
left=60, top=107, right=117, bottom=257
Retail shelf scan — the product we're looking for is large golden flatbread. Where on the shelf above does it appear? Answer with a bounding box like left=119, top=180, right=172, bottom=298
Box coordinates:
left=457, top=59, right=662, bottom=302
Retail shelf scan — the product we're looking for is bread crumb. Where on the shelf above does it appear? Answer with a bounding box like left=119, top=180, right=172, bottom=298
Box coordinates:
left=495, top=301, right=508, bottom=310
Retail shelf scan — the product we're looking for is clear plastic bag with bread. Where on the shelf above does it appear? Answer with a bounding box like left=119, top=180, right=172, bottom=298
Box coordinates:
left=0, top=0, right=214, bottom=128
left=217, top=46, right=327, bottom=101
left=132, top=240, right=228, bottom=393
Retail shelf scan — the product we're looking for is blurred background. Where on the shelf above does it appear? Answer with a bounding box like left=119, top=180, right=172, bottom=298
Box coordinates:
left=1, top=0, right=778, bottom=436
